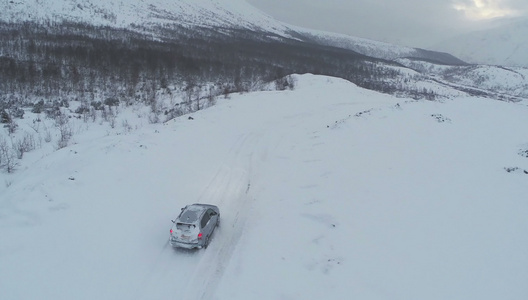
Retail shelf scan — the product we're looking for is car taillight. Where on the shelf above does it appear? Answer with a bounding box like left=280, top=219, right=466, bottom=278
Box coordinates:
left=198, top=232, right=203, bottom=239
left=170, top=229, right=173, bottom=234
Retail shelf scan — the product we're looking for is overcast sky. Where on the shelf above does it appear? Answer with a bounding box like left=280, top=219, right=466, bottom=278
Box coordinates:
left=246, top=0, right=528, bottom=48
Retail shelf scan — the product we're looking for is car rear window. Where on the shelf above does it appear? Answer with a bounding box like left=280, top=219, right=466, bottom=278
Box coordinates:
left=176, top=223, right=196, bottom=230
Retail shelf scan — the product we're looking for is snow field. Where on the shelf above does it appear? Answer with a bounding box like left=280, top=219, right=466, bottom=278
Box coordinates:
left=1, top=74, right=527, bottom=300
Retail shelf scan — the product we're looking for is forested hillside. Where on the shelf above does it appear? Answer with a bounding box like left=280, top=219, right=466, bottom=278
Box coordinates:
left=0, top=21, right=431, bottom=109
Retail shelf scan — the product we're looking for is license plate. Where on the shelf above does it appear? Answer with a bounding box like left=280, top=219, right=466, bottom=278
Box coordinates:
left=180, top=235, right=190, bottom=240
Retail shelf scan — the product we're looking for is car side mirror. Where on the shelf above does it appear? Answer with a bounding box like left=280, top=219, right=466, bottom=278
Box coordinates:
left=211, top=212, right=217, bottom=216
left=171, top=220, right=175, bottom=223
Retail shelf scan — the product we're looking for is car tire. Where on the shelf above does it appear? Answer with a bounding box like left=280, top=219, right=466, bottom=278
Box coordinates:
left=204, top=235, right=210, bottom=249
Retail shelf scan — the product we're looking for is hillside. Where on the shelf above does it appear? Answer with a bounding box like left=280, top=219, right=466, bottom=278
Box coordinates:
left=396, top=58, right=528, bottom=99
left=1, top=74, right=527, bottom=299
left=432, top=17, right=528, bottom=67
left=0, top=0, right=464, bottom=65
left=2, top=0, right=526, bottom=114
left=299, top=29, right=466, bottom=65
left=0, top=0, right=280, bottom=30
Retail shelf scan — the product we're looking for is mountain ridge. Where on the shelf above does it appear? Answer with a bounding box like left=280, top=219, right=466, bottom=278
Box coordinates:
left=0, top=0, right=464, bottom=65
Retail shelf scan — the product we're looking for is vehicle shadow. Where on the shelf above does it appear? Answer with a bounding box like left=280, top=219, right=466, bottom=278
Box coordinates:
left=172, top=246, right=200, bottom=255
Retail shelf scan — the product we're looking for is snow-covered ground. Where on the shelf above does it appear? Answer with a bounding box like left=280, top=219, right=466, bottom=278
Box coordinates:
left=1, top=74, right=527, bottom=299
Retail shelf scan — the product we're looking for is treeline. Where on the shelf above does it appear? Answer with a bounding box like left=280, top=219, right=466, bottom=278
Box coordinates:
left=0, top=21, right=435, bottom=108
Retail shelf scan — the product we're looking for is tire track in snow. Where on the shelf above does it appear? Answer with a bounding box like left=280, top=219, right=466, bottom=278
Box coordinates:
left=131, top=133, right=258, bottom=300
left=132, top=240, right=173, bottom=300
left=181, top=132, right=263, bottom=300
left=133, top=239, right=203, bottom=300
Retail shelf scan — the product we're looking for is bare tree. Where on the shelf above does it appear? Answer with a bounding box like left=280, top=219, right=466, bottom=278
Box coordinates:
left=55, top=113, right=72, bottom=149
left=206, top=86, right=217, bottom=108
left=29, top=118, right=41, bottom=133
left=0, top=137, right=16, bottom=173
left=6, top=119, right=18, bottom=135
left=107, top=106, right=117, bottom=128
left=12, top=132, right=37, bottom=159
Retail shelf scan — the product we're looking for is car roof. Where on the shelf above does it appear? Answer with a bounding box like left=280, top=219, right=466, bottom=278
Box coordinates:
left=177, top=204, right=217, bottom=224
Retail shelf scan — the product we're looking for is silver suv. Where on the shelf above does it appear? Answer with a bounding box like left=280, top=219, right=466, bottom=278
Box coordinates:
left=169, top=204, right=220, bottom=249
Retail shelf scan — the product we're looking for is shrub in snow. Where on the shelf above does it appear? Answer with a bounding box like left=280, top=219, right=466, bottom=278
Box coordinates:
left=274, top=75, right=296, bottom=91
left=431, top=114, right=451, bottom=123
left=122, top=119, right=133, bottom=133
left=104, top=107, right=117, bottom=128
left=505, top=167, right=519, bottom=173
left=54, top=114, right=72, bottom=149
left=148, top=112, right=160, bottom=124
left=88, top=107, right=97, bottom=123
left=43, top=127, right=52, bottom=143
left=57, top=99, right=69, bottom=108
left=0, top=109, right=11, bottom=124
left=505, top=167, right=528, bottom=174
left=165, top=106, right=185, bottom=121
left=5, top=119, right=18, bottom=135
left=29, top=118, right=41, bottom=133
left=45, top=106, right=61, bottom=119
left=91, top=101, right=104, bottom=110
left=31, top=100, right=45, bottom=113
left=13, top=132, right=37, bottom=159
left=9, top=107, right=24, bottom=119
left=75, top=106, right=90, bottom=114
left=0, top=137, right=17, bottom=173
left=355, top=109, right=373, bottom=117
left=104, top=97, right=120, bottom=107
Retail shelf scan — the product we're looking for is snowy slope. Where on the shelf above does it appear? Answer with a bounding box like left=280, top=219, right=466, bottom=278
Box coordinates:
left=1, top=75, right=527, bottom=299
left=0, top=0, right=461, bottom=64
left=299, top=29, right=466, bottom=64
left=396, top=58, right=528, bottom=98
left=0, top=0, right=289, bottom=33
left=432, top=17, right=528, bottom=67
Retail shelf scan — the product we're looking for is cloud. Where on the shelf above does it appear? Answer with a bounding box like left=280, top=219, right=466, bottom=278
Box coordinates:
left=246, top=0, right=528, bottom=48
left=452, top=0, right=528, bottom=20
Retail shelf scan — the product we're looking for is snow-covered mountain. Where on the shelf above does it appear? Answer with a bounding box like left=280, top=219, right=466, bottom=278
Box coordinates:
left=1, top=0, right=526, bottom=102
left=432, top=17, right=528, bottom=67
left=299, top=29, right=466, bottom=65
left=1, top=0, right=286, bottom=33
left=0, top=0, right=462, bottom=65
